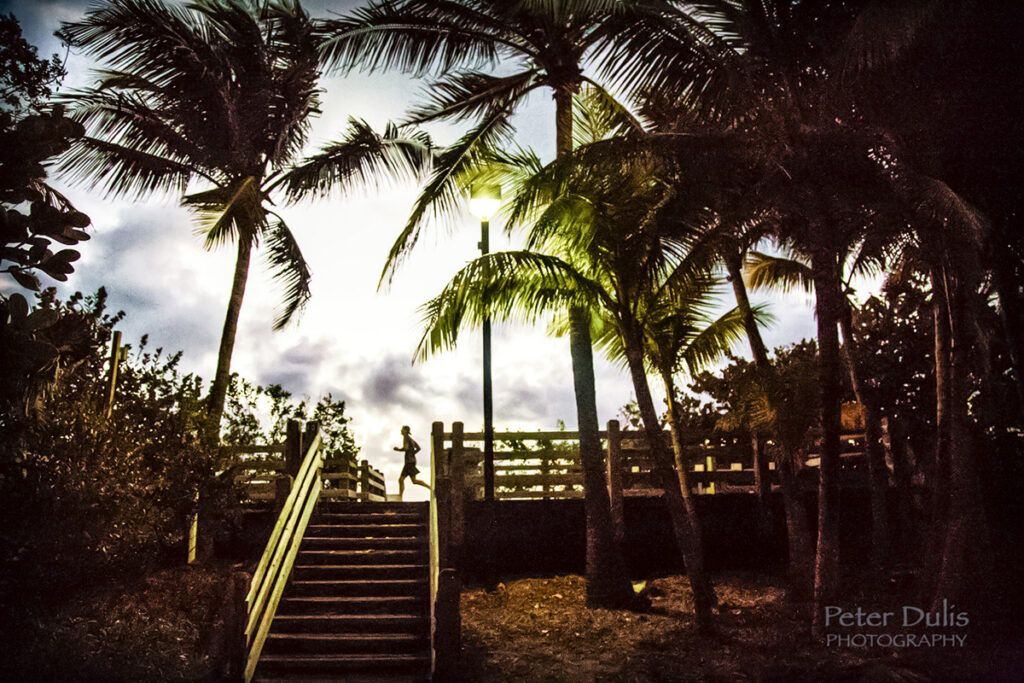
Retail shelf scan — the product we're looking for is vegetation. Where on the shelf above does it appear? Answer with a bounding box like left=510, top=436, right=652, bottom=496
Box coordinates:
left=58, top=0, right=343, bottom=443
left=1, top=0, right=1022, bottom=679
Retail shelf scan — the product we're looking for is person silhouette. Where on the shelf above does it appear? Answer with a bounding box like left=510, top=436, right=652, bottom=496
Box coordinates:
left=395, top=425, right=430, bottom=499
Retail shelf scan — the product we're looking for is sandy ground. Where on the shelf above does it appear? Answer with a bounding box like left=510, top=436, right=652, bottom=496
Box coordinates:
left=453, top=573, right=1023, bottom=682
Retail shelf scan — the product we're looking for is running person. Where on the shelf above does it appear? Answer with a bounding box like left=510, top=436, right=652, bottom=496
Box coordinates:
left=395, top=425, right=430, bottom=499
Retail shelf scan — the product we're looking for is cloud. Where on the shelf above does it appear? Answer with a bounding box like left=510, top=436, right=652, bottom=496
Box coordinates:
left=361, top=354, right=429, bottom=410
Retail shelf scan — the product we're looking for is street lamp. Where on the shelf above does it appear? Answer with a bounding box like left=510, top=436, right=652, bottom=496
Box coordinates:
left=469, top=182, right=500, bottom=500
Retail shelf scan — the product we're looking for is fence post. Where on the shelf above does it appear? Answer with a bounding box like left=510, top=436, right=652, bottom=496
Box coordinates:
left=751, top=434, right=771, bottom=505
left=187, top=491, right=199, bottom=564
left=359, top=460, right=370, bottom=501
left=284, top=420, right=301, bottom=477
left=274, top=475, right=293, bottom=511
left=540, top=444, right=551, bottom=498
left=224, top=567, right=251, bottom=682
left=606, top=420, right=624, bottom=544
left=103, top=330, right=122, bottom=419
left=433, top=568, right=461, bottom=680
left=705, top=449, right=717, bottom=495
left=451, top=422, right=465, bottom=568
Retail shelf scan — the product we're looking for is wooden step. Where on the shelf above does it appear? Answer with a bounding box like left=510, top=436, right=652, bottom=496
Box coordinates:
left=291, top=563, right=427, bottom=581
left=269, top=613, right=428, bottom=634
left=255, top=653, right=430, bottom=677
left=263, top=632, right=427, bottom=655
left=305, top=523, right=424, bottom=537
left=287, top=579, right=427, bottom=597
left=279, top=595, right=427, bottom=616
left=312, top=512, right=426, bottom=525
left=302, top=536, right=426, bottom=551
left=316, top=502, right=427, bottom=514
left=297, top=549, right=425, bottom=565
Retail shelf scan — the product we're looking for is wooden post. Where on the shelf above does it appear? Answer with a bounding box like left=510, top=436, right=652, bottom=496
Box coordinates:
left=433, top=568, right=461, bottom=680
left=359, top=460, right=370, bottom=501
left=224, top=567, right=251, bottom=682
left=301, top=421, right=319, bottom=457
left=705, top=451, right=717, bottom=494
left=284, top=420, right=301, bottom=477
left=451, top=422, right=465, bottom=568
left=103, top=330, right=122, bottom=419
left=751, top=434, right=771, bottom=504
left=186, top=491, right=200, bottom=564
left=540, top=444, right=550, bottom=498
left=606, top=420, right=624, bottom=544
left=274, top=475, right=293, bottom=511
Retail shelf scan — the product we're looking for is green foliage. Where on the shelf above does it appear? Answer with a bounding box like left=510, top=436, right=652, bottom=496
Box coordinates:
left=0, top=13, right=66, bottom=127
left=0, top=290, right=229, bottom=601
left=0, top=15, right=87, bottom=296
left=1, top=106, right=91, bottom=294
left=691, top=341, right=821, bottom=453
left=222, top=377, right=359, bottom=460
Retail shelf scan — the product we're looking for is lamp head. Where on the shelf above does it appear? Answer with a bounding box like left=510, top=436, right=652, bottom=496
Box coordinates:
left=469, top=182, right=501, bottom=219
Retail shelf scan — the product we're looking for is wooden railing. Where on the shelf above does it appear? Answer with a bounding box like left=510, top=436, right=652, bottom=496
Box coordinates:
left=441, top=422, right=868, bottom=501
left=430, top=422, right=464, bottom=680
left=321, top=454, right=386, bottom=501
left=231, top=443, right=385, bottom=503
left=239, top=421, right=323, bottom=683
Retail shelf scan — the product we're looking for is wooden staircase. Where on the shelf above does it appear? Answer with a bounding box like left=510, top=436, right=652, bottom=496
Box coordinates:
left=253, top=501, right=431, bottom=682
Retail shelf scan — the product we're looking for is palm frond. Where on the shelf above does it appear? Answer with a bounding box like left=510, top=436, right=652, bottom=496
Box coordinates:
left=318, top=0, right=512, bottom=75
left=744, top=250, right=814, bottom=294
left=571, top=80, right=646, bottom=146
left=678, top=303, right=773, bottom=375
left=415, top=249, right=607, bottom=360
left=406, top=69, right=541, bottom=125
left=380, top=99, right=518, bottom=288
left=274, top=119, right=434, bottom=201
left=183, top=176, right=264, bottom=250
left=264, top=214, right=312, bottom=329
left=55, top=136, right=195, bottom=200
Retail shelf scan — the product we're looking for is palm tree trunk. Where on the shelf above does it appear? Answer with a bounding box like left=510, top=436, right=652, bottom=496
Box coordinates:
left=618, top=321, right=716, bottom=631
left=727, top=249, right=814, bottom=595
left=726, top=251, right=770, bottom=366
left=777, top=446, right=815, bottom=603
left=205, top=234, right=254, bottom=445
left=991, top=228, right=1024, bottom=411
left=569, top=308, right=635, bottom=608
left=555, top=88, right=634, bottom=608
left=838, top=308, right=889, bottom=574
left=810, top=247, right=843, bottom=638
left=923, top=265, right=952, bottom=597
left=726, top=251, right=773, bottom=526
left=931, top=269, right=989, bottom=608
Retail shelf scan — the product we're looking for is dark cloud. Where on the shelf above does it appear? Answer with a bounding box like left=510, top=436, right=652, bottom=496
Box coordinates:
left=361, top=355, right=428, bottom=410
left=255, top=339, right=336, bottom=396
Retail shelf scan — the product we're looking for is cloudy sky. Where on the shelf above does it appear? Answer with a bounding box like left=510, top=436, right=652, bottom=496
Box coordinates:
left=6, top=0, right=818, bottom=499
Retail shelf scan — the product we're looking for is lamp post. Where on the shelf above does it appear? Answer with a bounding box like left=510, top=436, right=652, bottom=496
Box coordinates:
left=469, top=183, right=500, bottom=500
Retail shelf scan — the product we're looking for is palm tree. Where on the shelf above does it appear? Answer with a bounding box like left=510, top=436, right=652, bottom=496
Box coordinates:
left=416, top=110, right=773, bottom=627
left=746, top=246, right=894, bottom=575
left=601, top=0, right=907, bottom=633
left=57, top=0, right=430, bottom=443
left=319, top=0, right=667, bottom=608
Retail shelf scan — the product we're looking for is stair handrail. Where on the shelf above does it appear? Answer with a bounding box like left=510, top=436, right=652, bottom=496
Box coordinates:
left=242, top=422, right=323, bottom=683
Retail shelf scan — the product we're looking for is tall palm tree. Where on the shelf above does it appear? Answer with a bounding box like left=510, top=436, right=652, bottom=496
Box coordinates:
left=57, top=0, right=429, bottom=443
left=416, top=112, right=770, bottom=627
left=746, top=245, right=894, bottom=575
left=320, top=0, right=667, bottom=608
left=602, top=0, right=903, bottom=633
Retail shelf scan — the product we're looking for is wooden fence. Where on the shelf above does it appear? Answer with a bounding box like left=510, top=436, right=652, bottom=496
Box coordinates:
left=230, top=424, right=386, bottom=503
left=442, top=421, right=868, bottom=501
